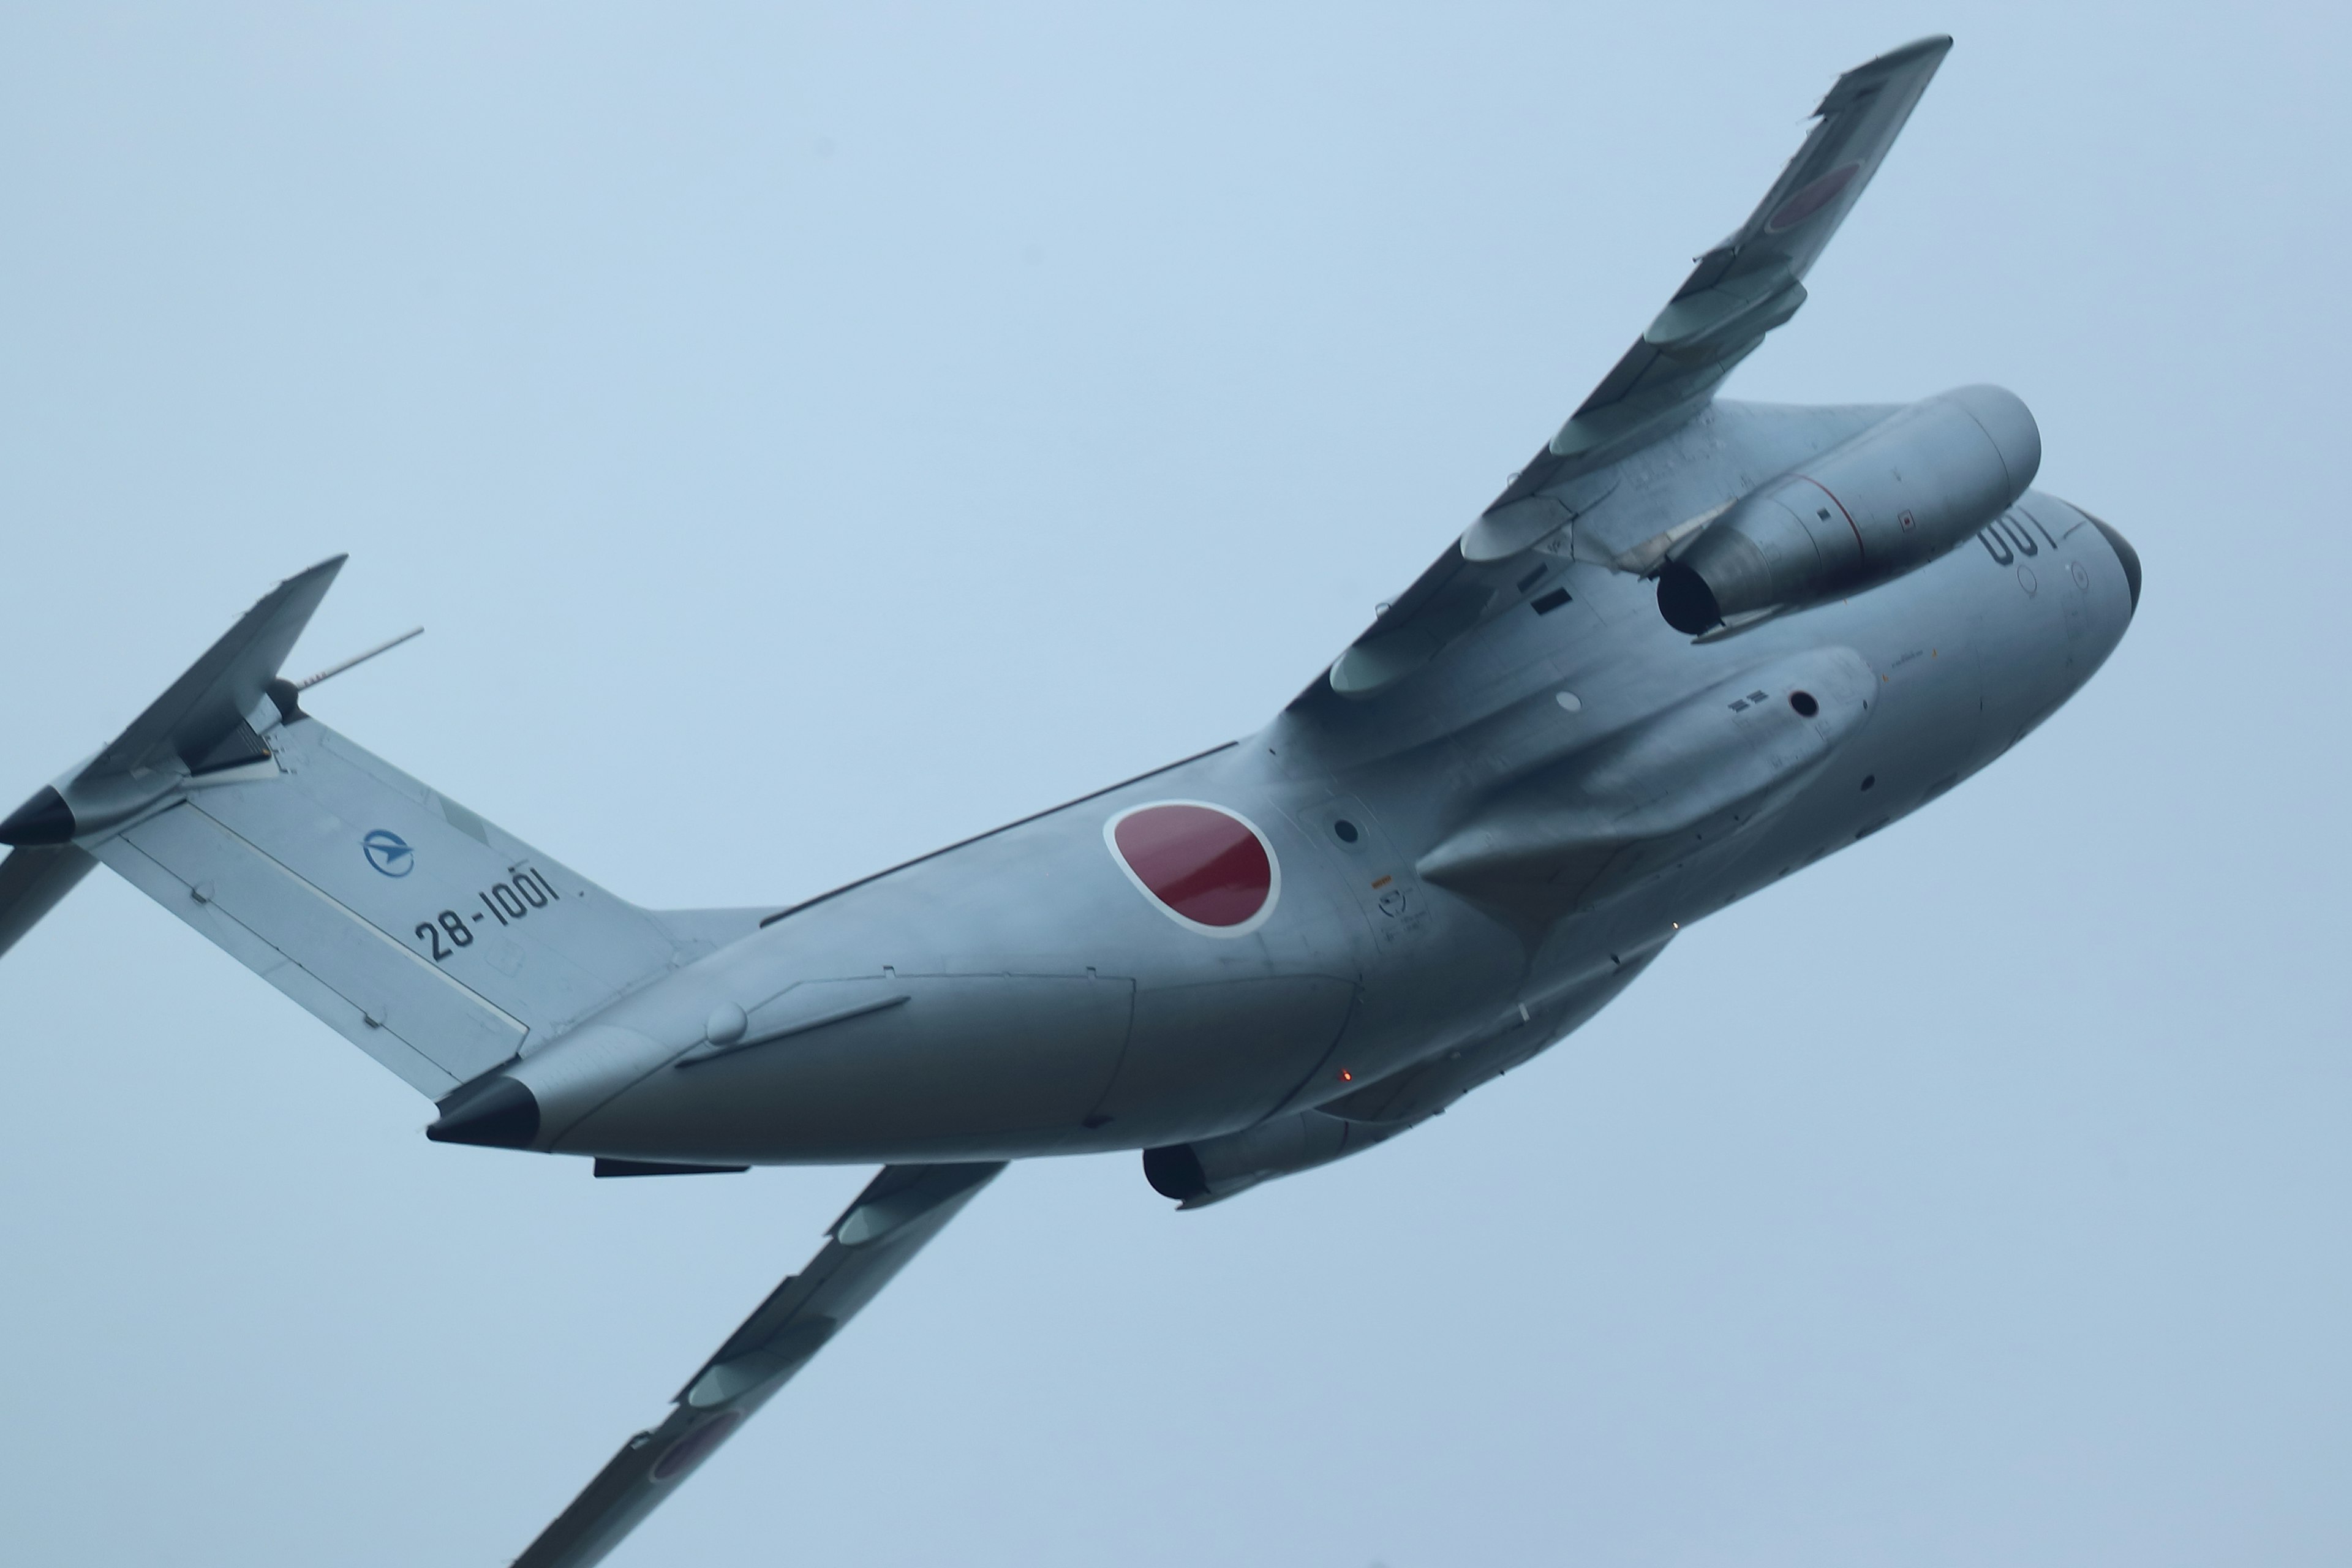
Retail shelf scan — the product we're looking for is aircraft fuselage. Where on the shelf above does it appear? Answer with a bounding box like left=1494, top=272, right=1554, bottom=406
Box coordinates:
left=503, top=404, right=2138, bottom=1179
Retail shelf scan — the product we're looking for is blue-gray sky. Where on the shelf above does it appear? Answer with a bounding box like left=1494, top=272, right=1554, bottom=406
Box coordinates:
left=1, top=4, right=2344, bottom=1564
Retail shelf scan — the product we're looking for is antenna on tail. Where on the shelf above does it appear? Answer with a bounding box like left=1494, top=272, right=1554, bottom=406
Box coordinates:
left=293, top=626, right=424, bottom=691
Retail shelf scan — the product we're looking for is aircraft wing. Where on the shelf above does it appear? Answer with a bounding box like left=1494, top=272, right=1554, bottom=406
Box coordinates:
left=1485, top=34, right=1950, bottom=513
left=513, top=1161, right=1006, bottom=1568
left=1313, top=36, right=1949, bottom=701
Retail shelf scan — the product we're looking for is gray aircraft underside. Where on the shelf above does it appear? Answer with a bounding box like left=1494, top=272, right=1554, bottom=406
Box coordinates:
left=0, top=35, right=2138, bottom=1568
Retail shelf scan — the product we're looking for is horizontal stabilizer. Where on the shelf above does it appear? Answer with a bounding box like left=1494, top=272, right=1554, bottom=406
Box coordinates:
left=94, top=795, right=532, bottom=1094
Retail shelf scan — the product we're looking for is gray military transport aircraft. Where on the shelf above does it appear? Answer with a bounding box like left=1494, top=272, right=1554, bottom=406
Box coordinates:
left=0, top=35, right=2136, bottom=1567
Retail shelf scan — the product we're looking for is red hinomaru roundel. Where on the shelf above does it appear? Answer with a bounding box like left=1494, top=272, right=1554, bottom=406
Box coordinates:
left=1105, top=802, right=1280, bottom=935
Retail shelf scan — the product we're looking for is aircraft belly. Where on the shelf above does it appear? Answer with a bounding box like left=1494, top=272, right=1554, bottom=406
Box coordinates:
left=1080, top=973, right=1358, bottom=1146
left=1324, top=944, right=1661, bottom=1128
left=551, top=973, right=1135, bottom=1164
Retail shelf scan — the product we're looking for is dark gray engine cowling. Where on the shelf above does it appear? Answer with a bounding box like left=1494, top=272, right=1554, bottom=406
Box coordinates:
left=1143, top=1110, right=1396, bottom=1208
left=1657, top=385, right=2040, bottom=633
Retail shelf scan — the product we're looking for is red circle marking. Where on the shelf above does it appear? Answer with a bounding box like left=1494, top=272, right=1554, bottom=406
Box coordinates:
left=1766, top=161, right=1861, bottom=233
left=651, top=1410, right=746, bottom=1483
left=1113, top=804, right=1273, bottom=928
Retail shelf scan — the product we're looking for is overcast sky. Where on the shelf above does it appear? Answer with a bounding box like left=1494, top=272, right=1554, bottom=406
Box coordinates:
left=1, top=4, right=2345, bottom=1565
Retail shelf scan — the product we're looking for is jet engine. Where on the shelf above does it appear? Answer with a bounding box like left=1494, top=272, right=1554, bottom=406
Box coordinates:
left=1143, top=1111, right=1397, bottom=1208
left=1656, top=384, right=2040, bottom=633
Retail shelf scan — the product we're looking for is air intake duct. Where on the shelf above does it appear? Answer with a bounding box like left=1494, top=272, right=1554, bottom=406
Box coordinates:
left=1657, top=385, right=2040, bottom=633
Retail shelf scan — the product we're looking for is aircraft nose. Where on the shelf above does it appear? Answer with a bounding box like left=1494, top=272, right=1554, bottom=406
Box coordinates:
left=2084, top=510, right=2141, bottom=618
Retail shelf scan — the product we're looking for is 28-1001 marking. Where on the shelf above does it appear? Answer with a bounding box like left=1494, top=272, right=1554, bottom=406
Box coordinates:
left=414, top=868, right=562, bottom=962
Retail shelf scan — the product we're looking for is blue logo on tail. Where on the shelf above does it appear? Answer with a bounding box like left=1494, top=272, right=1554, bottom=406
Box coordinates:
left=363, top=829, right=414, bottom=878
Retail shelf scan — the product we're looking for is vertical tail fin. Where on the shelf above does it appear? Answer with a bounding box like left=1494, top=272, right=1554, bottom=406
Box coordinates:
left=1, top=560, right=768, bottom=1098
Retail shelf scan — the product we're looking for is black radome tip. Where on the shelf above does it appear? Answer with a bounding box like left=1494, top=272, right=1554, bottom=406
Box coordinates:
left=2087, top=515, right=2141, bottom=616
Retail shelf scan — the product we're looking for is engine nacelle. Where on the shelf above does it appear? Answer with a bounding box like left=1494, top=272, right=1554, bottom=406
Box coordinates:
left=1656, top=385, right=2040, bottom=633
